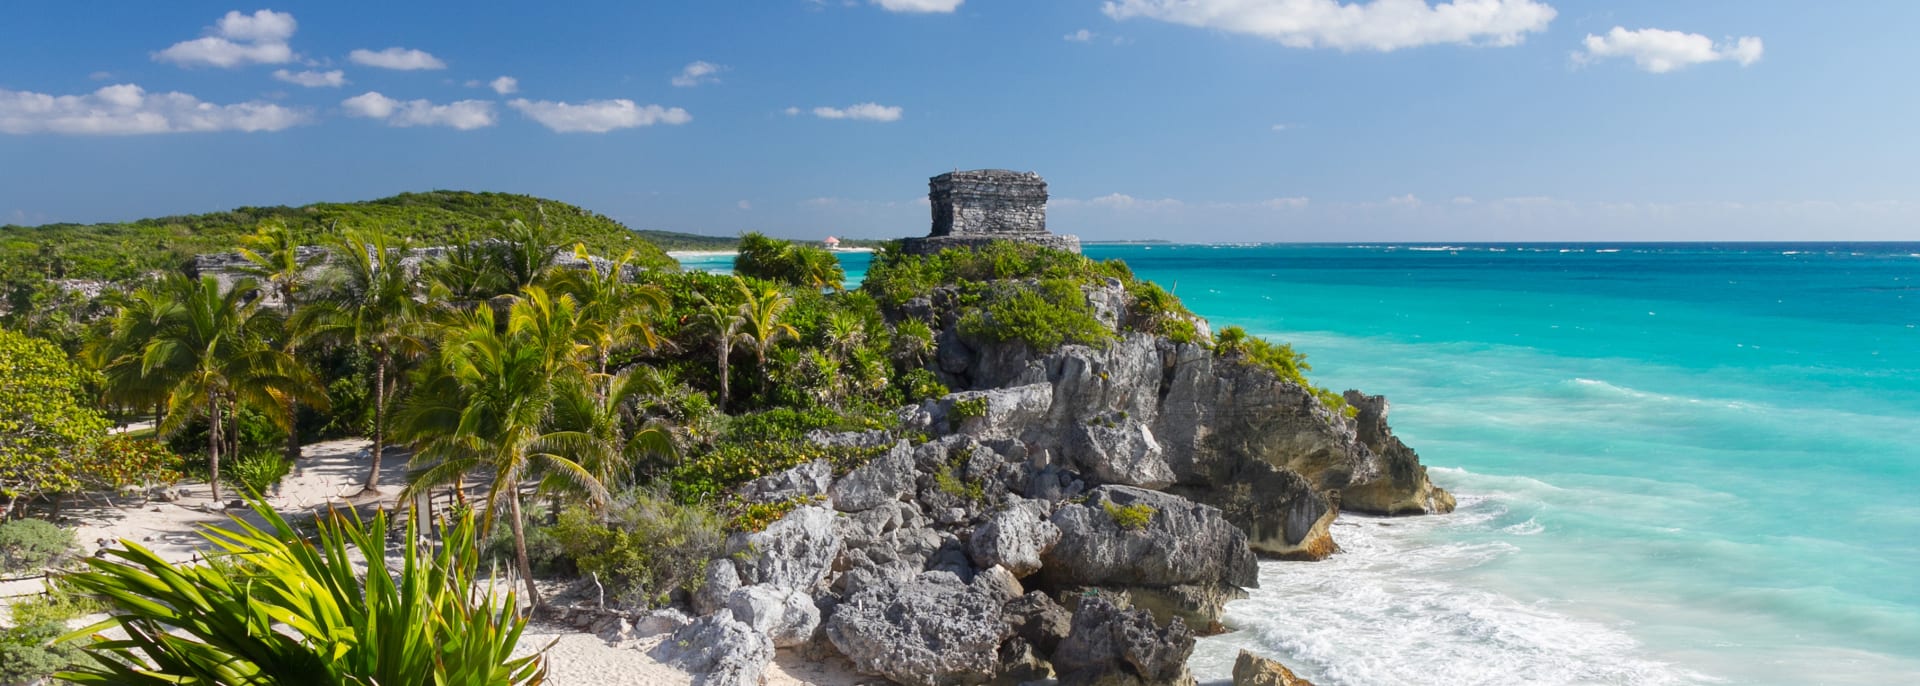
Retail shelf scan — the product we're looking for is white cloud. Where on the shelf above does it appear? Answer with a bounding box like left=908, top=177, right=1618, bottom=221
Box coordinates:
left=1088, top=193, right=1183, bottom=210
left=1271, top=123, right=1294, bottom=132
left=1101, top=0, right=1556, bottom=51
left=1452, top=195, right=1476, bottom=204
left=1263, top=197, right=1310, bottom=209
left=671, top=61, right=726, bottom=87
left=872, top=0, right=963, bottom=13
left=349, top=47, right=447, bottom=70
left=0, top=84, right=307, bottom=135
left=783, top=106, right=802, bottom=116
left=489, top=76, right=519, bottom=94
left=87, top=71, right=114, bottom=81
left=1065, top=29, right=1096, bottom=42
left=738, top=200, right=753, bottom=210
left=507, top=98, right=691, bottom=133
left=809, top=102, right=903, bottom=122
left=273, top=69, right=346, bottom=87
left=1577, top=27, right=1763, bottom=73
left=1387, top=193, right=1422, bottom=206
left=342, top=92, right=495, bottom=129
left=154, top=9, right=298, bottom=68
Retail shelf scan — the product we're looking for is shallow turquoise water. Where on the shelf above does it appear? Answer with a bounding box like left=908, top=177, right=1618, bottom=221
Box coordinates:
left=1092, top=244, right=1920, bottom=685
left=687, top=244, right=1920, bottom=684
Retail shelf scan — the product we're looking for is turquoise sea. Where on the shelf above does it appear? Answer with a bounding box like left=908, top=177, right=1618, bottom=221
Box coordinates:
left=686, top=244, right=1920, bottom=685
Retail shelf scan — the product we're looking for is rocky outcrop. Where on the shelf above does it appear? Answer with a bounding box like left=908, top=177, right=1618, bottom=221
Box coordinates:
left=727, top=506, right=840, bottom=591
left=649, top=613, right=772, bottom=686
left=727, top=585, right=819, bottom=648
left=829, top=440, right=916, bottom=512
left=1233, top=650, right=1315, bottom=686
left=736, top=459, right=832, bottom=504
left=825, top=573, right=1010, bottom=686
left=967, top=505, right=1060, bottom=578
left=1342, top=391, right=1457, bottom=515
left=1052, top=595, right=1197, bottom=686
left=1037, top=486, right=1256, bottom=629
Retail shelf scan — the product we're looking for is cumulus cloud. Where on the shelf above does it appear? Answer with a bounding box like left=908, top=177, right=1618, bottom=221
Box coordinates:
left=1264, top=197, right=1310, bottom=209
left=0, top=84, right=306, bottom=135
left=507, top=98, right=691, bottom=133
left=341, top=92, right=494, bottom=129
left=273, top=69, right=346, bottom=87
left=1065, top=29, right=1096, bottom=42
left=1577, top=27, right=1763, bottom=73
left=783, top=106, right=802, bottom=116
left=872, top=0, right=963, bottom=13
left=1101, top=0, right=1556, bottom=51
left=154, top=9, right=298, bottom=68
left=671, top=61, right=725, bottom=87
left=809, top=102, right=903, bottom=122
left=349, top=47, right=447, bottom=70
left=489, top=76, right=519, bottom=94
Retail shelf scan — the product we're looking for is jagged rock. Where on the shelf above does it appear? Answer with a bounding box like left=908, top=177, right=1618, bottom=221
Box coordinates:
left=968, top=505, right=1061, bottom=578
left=1233, top=650, right=1315, bottom=686
left=835, top=500, right=942, bottom=594
left=1052, top=596, right=1196, bottom=686
left=807, top=428, right=896, bottom=449
left=1037, top=486, right=1256, bottom=629
left=927, top=534, right=976, bottom=582
left=1176, top=459, right=1338, bottom=561
left=1040, top=486, right=1256, bottom=589
left=1066, top=417, right=1174, bottom=489
left=728, top=506, right=841, bottom=591
left=1341, top=391, right=1457, bottom=515
left=1002, top=592, right=1072, bottom=656
left=826, top=573, right=1011, bottom=686
left=830, top=440, right=916, bottom=512
left=970, top=564, right=1025, bottom=604
left=636, top=608, right=692, bottom=637
left=996, top=636, right=1054, bottom=685
left=1125, top=583, right=1248, bottom=636
left=649, top=613, right=773, bottom=686
left=727, top=585, right=820, bottom=648
left=694, top=558, right=740, bottom=617
left=936, top=384, right=1054, bottom=442
left=736, top=459, right=832, bottom=504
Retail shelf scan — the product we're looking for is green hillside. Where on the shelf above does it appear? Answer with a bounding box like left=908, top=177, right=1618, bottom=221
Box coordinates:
left=0, top=191, right=679, bottom=289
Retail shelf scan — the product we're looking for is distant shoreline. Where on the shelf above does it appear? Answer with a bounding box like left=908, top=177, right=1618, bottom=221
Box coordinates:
left=669, top=247, right=874, bottom=259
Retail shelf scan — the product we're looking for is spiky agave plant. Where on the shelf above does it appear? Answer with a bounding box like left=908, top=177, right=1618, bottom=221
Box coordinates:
left=55, top=500, right=548, bottom=685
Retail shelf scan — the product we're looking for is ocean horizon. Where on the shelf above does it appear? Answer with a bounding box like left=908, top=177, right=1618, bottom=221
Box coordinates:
left=690, top=241, right=1920, bottom=685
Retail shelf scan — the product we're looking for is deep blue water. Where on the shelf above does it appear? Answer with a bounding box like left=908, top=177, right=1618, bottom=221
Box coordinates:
left=683, top=244, right=1920, bottom=685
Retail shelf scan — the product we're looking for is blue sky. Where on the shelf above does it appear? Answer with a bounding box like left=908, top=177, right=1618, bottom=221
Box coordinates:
left=1, top=1, right=1915, bottom=242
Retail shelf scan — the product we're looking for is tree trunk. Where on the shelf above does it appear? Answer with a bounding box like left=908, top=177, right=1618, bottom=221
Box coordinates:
left=208, top=397, right=223, bottom=504
left=365, top=360, right=386, bottom=492
left=507, top=489, right=542, bottom=611
left=717, top=342, right=730, bottom=412
left=284, top=396, right=301, bottom=464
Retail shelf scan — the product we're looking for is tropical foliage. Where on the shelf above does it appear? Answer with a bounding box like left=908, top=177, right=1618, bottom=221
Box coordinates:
left=56, top=501, right=545, bottom=685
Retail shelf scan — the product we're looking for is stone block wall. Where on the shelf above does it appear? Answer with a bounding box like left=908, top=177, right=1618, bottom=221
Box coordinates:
left=930, top=170, right=1049, bottom=237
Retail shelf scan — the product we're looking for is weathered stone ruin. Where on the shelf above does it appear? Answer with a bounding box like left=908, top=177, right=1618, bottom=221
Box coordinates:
left=903, top=169, right=1081, bottom=255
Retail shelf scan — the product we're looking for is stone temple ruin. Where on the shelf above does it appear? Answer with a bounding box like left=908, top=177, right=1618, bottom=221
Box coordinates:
left=901, top=169, right=1080, bottom=255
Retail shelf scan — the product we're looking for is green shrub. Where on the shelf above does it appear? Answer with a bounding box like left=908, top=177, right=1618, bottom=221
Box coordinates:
left=1212, top=326, right=1355, bottom=418
left=9, top=579, right=101, bottom=626
left=670, top=439, right=890, bottom=502
left=552, top=490, right=724, bottom=608
left=1104, top=502, right=1156, bottom=531
left=897, top=368, right=948, bottom=404
left=0, top=621, right=83, bottom=685
left=225, top=451, right=292, bottom=496
left=0, top=519, right=72, bottom=573
left=948, top=396, right=990, bottom=431
left=484, top=514, right=571, bottom=578
left=957, top=279, right=1113, bottom=352
left=723, top=495, right=825, bottom=533
left=933, top=449, right=984, bottom=503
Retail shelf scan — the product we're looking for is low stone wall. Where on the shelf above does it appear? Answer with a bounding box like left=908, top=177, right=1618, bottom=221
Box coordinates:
left=900, top=233, right=1082, bottom=256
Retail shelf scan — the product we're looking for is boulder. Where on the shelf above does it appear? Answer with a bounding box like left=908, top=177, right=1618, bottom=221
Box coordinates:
left=1175, top=460, right=1338, bottom=561
left=1341, top=391, right=1457, bottom=515
left=829, top=440, right=916, bottom=512
left=1233, top=650, right=1315, bottom=686
left=693, top=558, right=740, bottom=617
left=649, top=613, right=773, bottom=686
left=1001, top=592, right=1072, bottom=656
left=728, top=506, right=841, bottom=591
left=970, top=564, right=1025, bottom=604
left=727, top=585, right=820, bottom=648
left=936, top=384, right=1053, bottom=442
left=736, top=459, right=832, bottom=504
left=1040, top=486, right=1256, bottom=590
left=967, top=505, right=1061, bottom=578
left=825, top=573, right=1010, bottom=686
left=1052, top=596, right=1196, bottom=686
left=834, top=500, right=942, bottom=594
left=1066, top=417, right=1174, bottom=489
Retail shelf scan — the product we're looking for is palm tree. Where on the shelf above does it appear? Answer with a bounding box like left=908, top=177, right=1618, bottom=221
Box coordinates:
left=398, top=287, right=605, bottom=608
left=88, top=287, right=180, bottom=424
left=236, top=220, right=324, bottom=463
left=297, top=229, right=427, bottom=493
left=553, top=243, right=668, bottom=382
left=735, top=279, right=799, bottom=391
left=549, top=368, right=678, bottom=491
left=790, top=245, right=846, bottom=293
left=123, top=275, right=320, bottom=503
left=689, top=292, right=744, bottom=412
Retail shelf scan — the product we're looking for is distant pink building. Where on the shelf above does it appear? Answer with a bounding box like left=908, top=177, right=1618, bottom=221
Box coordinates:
left=823, top=236, right=841, bottom=249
